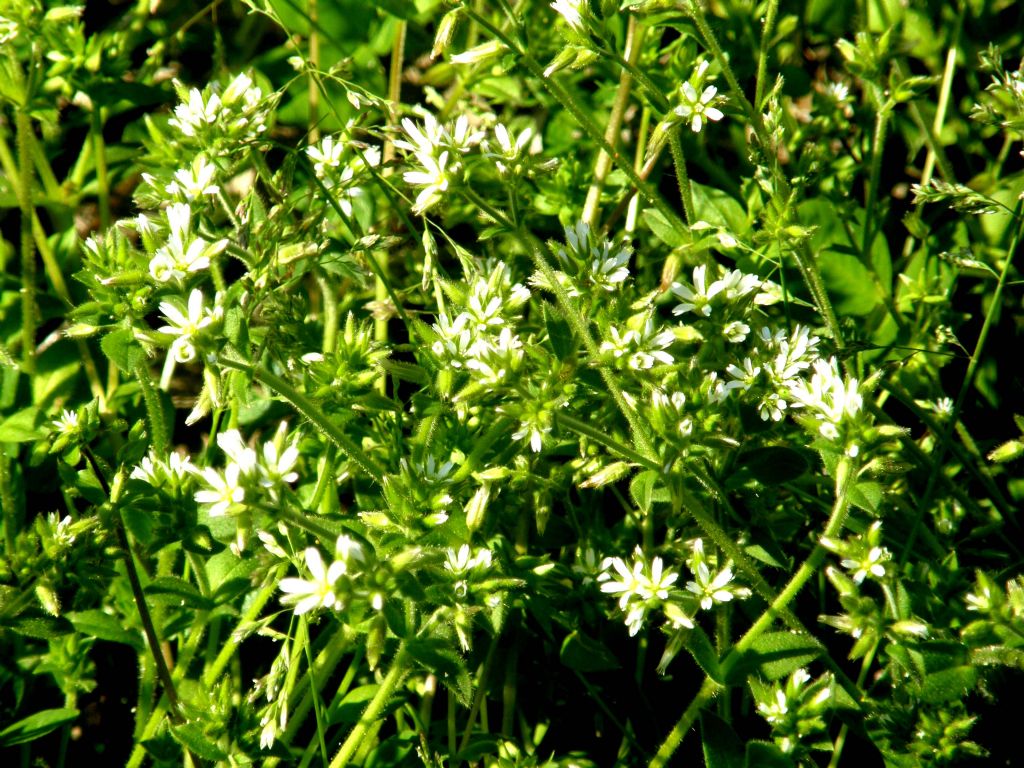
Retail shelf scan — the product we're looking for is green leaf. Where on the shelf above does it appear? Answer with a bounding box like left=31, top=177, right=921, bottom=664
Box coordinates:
left=100, top=328, right=144, bottom=372
left=629, top=470, right=658, bottom=514
left=0, top=708, right=78, bottom=747
left=560, top=630, right=620, bottom=672
left=0, top=407, right=44, bottom=443
left=818, top=250, right=880, bottom=316
left=407, top=637, right=472, bottom=705
left=849, top=480, right=883, bottom=514
left=170, top=723, right=227, bottom=761
left=67, top=610, right=142, bottom=650
left=542, top=303, right=574, bottom=362
left=682, top=626, right=724, bottom=683
left=745, top=740, right=795, bottom=768
left=379, top=359, right=429, bottom=385
left=701, top=711, right=744, bottom=768
left=144, top=576, right=215, bottom=611
left=691, top=182, right=749, bottom=235
left=729, top=632, right=822, bottom=683
left=121, top=506, right=154, bottom=545
left=643, top=208, right=687, bottom=247
left=3, top=614, right=74, bottom=640
left=920, top=665, right=977, bottom=704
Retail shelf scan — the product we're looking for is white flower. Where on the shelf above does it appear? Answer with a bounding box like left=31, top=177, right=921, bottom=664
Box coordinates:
left=166, top=155, right=220, bottom=200
left=673, top=82, right=725, bottom=133
left=278, top=548, right=346, bottom=615
left=550, top=0, right=587, bottom=32
left=686, top=562, right=740, bottom=610
left=307, top=134, right=345, bottom=178
left=260, top=434, right=300, bottom=489
left=599, top=549, right=680, bottom=636
left=157, top=289, right=220, bottom=363
left=169, top=85, right=222, bottom=138
left=591, top=242, right=631, bottom=290
left=445, top=544, right=493, bottom=575
left=789, top=357, right=863, bottom=443
left=0, top=15, right=18, bottom=44
left=725, top=357, right=761, bottom=393
left=671, top=265, right=725, bottom=317
left=52, top=408, right=79, bottom=435
left=194, top=464, right=245, bottom=516
left=486, top=122, right=535, bottom=175
left=217, top=429, right=259, bottom=476
left=404, top=151, right=457, bottom=214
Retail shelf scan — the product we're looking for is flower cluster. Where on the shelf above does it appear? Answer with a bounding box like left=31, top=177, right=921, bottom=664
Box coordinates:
left=753, top=668, right=835, bottom=755
left=598, top=540, right=750, bottom=637
left=168, top=72, right=275, bottom=147
left=821, top=521, right=890, bottom=585
left=194, top=427, right=299, bottom=511
left=549, top=221, right=632, bottom=295
left=398, top=112, right=483, bottom=213
left=430, top=262, right=531, bottom=387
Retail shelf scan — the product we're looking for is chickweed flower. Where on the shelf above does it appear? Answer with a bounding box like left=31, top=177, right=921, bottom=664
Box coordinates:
left=599, top=548, right=681, bottom=636
left=550, top=0, right=588, bottom=33
left=157, top=288, right=222, bottom=363
left=671, top=265, right=725, bottom=317
left=279, top=547, right=347, bottom=615
left=194, top=464, right=245, bottom=516
left=166, top=155, right=220, bottom=201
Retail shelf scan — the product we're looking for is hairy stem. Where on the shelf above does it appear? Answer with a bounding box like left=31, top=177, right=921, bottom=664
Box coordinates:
left=583, top=15, right=643, bottom=227
left=329, top=643, right=409, bottom=768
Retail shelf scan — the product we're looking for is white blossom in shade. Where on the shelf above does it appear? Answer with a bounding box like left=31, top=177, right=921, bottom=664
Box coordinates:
left=52, top=409, right=79, bottom=435
left=157, top=289, right=220, bottom=364
left=169, top=84, right=223, bottom=137
left=466, top=327, right=523, bottom=385
left=194, top=464, right=245, bottom=516
left=590, top=240, right=631, bottom=291
left=445, top=544, right=493, bottom=575
left=550, top=0, right=587, bottom=31
left=600, top=325, right=638, bottom=361
left=130, top=450, right=193, bottom=486
left=307, top=134, right=345, bottom=178
left=260, top=428, right=300, bottom=490
left=334, top=534, right=367, bottom=568
left=487, top=123, right=534, bottom=176
left=431, top=312, right=473, bottom=366
left=278, top=547, right=347, bottom=615
left=671, top=265, right=725, bottom=317
left=685, top=539, right=750, bottom=611
left=722, top=320, right=750, bottom=343
left=404, top=150, right=456, bottom=214
left=166, top=155, right=220, bottom=200
left=447, top=114, right=484, bottom=154
left=599, top=548, right=680, bottom=636
left=673, top=81, right=725, bottom=133
left=789, top=357, right=863, bottom=447
left=0, top=16, right=18, bottom=44
left=512, top=419, right=548, bottom=453
left=718, top=269, right=761, bottom=300
left=725, top=357, right=761, bottom=393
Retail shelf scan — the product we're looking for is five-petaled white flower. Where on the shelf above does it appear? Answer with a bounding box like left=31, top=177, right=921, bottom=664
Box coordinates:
left=157, top=288, right=221, bottom=363
left=194, top=464, right=245, bottom=516
left=674, top=81, right=725, bottom=133
left=278, top=548, right=347, bottom=615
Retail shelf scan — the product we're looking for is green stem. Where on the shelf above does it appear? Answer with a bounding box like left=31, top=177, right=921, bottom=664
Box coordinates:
left=317, top=273, right=339, bottom=355
left=861, top=88, right=889, bottom=261
left=582, top=15, right=642, bottom=227
left=651, top=457, right=859, bottom=767
left=217, top=355, right=386, bottom=484
left=754, top=0, right=781, bottom=111
left=134, top=358, right=170, bottom=457
left=91, top=108, right=111, bottom=231
left=0, top=453, right=16, bottom=553
left=329, top=643, right=410, bottom=768
left=667, top=128, right=695, bottom=224
left=16, top=108, right=37, bottom=375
